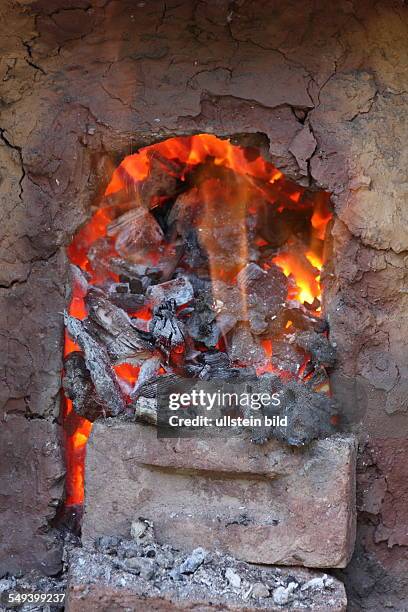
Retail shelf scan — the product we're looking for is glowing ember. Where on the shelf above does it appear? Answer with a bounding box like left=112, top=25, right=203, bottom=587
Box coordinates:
left=63, top=133, right=332, bottom=506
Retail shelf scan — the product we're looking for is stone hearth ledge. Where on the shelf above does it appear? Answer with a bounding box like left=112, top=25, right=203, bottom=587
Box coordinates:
left=82, top=420, right=357, bottom=568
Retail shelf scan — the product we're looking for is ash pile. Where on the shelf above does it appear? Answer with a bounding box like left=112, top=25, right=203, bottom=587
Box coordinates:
left=65, top=518, right=347, bottom=611
left=64, top=151, right=338, bottom=447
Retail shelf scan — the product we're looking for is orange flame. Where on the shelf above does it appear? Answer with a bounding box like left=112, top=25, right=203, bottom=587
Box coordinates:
left=273, top=251, right=320, bottom=305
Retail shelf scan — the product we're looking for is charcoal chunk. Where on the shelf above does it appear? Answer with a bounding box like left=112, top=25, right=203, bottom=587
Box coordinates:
left=70, top=263, right=89, bottom=295
left=109, top=258, right=160, bottom=285
left=149, top=300, right=187, bottom=357
left=237, top=263, right=288, bottom=334
left=168, top=189, right=209, bottom=270
left=184, top=350, right=255, bottom=381
left=147, top=277, right=194, bottom=307
left=129, top=373, right=186, bottom=424
left=85, top=290, right=155, bottom=365
left=134, top=373, right=184, bottom=401
left=136, top=151, right=181, bottom=209
left=257, top=206, right=311, bottom=248
left=227, top=324, right=266, bottom=366
left=64, top=313, right=125, bottom=416
left=107, top=283, right=145, bottom=310
left=87, top=237, right=115, bottom=276
left=249, top=374, right=336, bottom=447
left=294, top=331, right=336, bottom=368
left=107, top=208, right=164, bottom=263
left=131, top=356, right=162, bottom=398
left=183, top=293, right=219, bottom=348
left=272, top=337, right=306, bottom=375
left=63, top=352, right=111, bottom=421
left=211, top=280, right=242, bottom=328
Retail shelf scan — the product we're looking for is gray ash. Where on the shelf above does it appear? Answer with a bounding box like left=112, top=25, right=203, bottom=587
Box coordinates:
left=65, top=521, right=343, bottom=610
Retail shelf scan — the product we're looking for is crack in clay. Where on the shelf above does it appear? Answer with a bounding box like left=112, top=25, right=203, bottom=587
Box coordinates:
left=0, top=129, right=25, bottom=203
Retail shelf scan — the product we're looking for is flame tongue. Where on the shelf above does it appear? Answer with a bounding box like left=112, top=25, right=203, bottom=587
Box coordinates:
left=64, top=133, right=332, bottom=506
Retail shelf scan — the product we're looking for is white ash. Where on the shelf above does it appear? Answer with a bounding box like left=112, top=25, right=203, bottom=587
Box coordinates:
left=225, top=567, right=242, bottom=588
left=65, top=530, right=341, bottom=609
left=179, top=547, right=208, bottom=574
left=273, top=581, right=298, bottom=605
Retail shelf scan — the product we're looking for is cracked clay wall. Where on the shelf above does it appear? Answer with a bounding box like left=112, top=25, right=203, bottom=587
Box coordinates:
left=0, top=0, right=407, bottom=609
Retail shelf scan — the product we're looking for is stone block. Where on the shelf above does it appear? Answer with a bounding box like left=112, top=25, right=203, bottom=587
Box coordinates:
left=82, top=421, right=356, bottom=568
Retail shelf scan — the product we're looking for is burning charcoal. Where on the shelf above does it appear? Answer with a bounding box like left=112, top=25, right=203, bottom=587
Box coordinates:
left=227, top=324, right=266, bottom=366
left=85, top=290, right=155, bottom=365
left=211, top=280, right=242, bottom=328
left=167, top=187, right=202, bottom=238
left=129, top=372, right=185, bottom=424
left=110, top=250, right=180, bottom=285
left=237, top=263, right=288, bottom=334
left=183, top=293, right=219, bottom=348
left=184, top=350, right=254, bottom=381
left=131, top=356, right=161, bottom=398
left=107, top=282, right=145, bottom=310
left=107, top=208, right=165, bottom=263
left=136, top=150, right=181, bottom=209
left=146, top=277, right=194, bottom=307
left=305, top=365, right=331, bottom=393
left=130, top=317, right=151, bottom=333
left=149, top=299, right=187, bottom=358
left=112, top=282, right=129, bottom=293
left=196, top=187, right=251, bottom=276
left=268, top=306, right=321, bottom=335
left=294, top=331, right=336, bottom=368
left=101, top=152, right=180, bottom=212
left=63, top=352, right=112, bottom=421
left=249, top=174, right=314, bottom=212
left=182, top=229, right=209, bottom=270
left=304, top=297, right=321, bottom=311
left=127, top=278, right=145, bottom=294
left=109, top=258, right=157, bottom=284
left=88, top=237, right=115, bottom=276
left=257, top=206, right=311, bottom=248
left=176, top=273, right=211, bottom=295
left=271, top=337, right=306, bottom=375
left=249, top=374, right=336, bottom=447
left=63, top=313, right=125, bottom=416
left=171, top=174, right=257, bottom=276
left=216, top=313, right=239, bottom=336
left=196, top=350, right=231, bottom=380
left=168, top=189, right=209, bottom=270
left=70, top=264, right=89, bottom=294
left=135, top=373, right=184, bottom=400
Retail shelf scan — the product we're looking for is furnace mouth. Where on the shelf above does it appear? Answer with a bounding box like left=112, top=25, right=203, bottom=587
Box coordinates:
left=62, top=133, right=336, bottom=507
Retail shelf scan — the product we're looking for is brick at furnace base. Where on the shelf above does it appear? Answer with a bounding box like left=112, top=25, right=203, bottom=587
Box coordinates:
left=82, top=420, right=357, bottom=568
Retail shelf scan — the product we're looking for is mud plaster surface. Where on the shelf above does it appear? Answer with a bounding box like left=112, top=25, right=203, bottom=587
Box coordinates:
left=0, top=1, right=407, bottom=608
